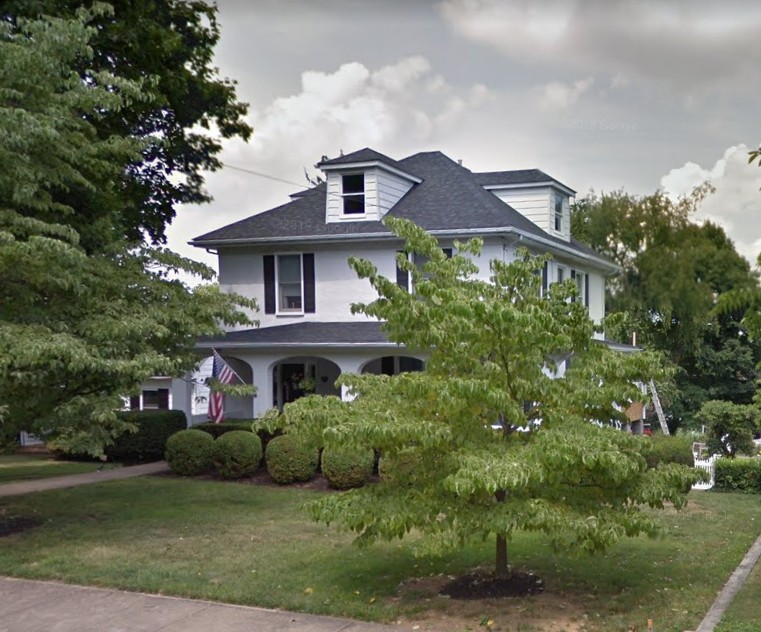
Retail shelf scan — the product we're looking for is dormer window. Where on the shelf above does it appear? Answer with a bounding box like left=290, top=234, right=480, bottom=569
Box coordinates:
left=554, top=193, right=563, bottom=232
left=342, top=174, right=365, bottom=215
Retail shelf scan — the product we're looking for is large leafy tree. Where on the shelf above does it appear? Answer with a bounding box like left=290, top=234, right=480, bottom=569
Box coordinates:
left=0, top=8, right=255, bottom=453
left=572, top=188, right=759, bottom=430
left=270, top=219, right=698, bottom=579
left=3, top=0, right=252, bottom=249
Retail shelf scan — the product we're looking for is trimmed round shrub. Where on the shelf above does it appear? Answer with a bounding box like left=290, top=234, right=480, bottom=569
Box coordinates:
left=213, top=431, right=263, bottom=479
left=321, top=446, right=374, bottom=489
left=643, top=434, right=694, bottom=469
left=265, top=435, right=319, bottom=484
left=165, top=429, right=214, bottom=476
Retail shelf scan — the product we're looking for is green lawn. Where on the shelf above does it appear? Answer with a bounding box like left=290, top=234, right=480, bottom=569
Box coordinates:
left=716, top=522, right=761, bottom=632
left=0, top=477, right=758, bottom=632
left=0, top=454, right=105, bottom=483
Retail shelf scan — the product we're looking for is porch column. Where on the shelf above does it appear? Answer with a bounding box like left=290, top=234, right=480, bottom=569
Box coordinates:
left=251, top=356, right=274, bottom=418
left=334, top=356, right=366, bottom=402
left=170, top=374, right=194, bottom=427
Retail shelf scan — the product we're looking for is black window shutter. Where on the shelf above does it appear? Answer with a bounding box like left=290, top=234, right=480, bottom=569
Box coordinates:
left=442, top=248, right=453, bottom=258
left=130, top=395, right=140, bottom=410
left=541, top=261, right=548, bottom=296
left=303, top=253, right=316, bottom=313
left=263, top=255, right=275, bottom=314
left=158, top=389, right=169, bottom=410
left=585, top=274, right=590, bottom=307
left=396, top=251, right=409, bottom=291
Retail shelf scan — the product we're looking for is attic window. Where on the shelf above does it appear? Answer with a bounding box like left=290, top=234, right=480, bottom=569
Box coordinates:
left=342, top=174, right=365, bottom=214
left=554, top=193, right=563, bottom=231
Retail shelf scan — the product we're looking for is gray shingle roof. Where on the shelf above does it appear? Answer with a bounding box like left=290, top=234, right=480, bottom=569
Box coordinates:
left=316, top=148, right=415, bottom=176
left=190, top=149, right=609, bottom=267
left=199, top=322, right=392, bottom=346
left=474, top=169, right=575, bottom=194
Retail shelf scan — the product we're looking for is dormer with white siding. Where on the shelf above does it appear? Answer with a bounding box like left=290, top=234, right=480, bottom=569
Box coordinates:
left=474, top=169, right=575, bottom=243
left=317, top=148, right=422, bottom=223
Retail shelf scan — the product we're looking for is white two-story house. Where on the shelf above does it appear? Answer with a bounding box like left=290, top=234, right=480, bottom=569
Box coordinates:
left=176, top=148, right=619, bottom=423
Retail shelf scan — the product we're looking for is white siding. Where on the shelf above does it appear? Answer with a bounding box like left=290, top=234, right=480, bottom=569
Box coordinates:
left=491, top=187, right=551, bottom=231
left=325, top=168, right=414, bottom=223
left=377, top=169, right=414, bottom=217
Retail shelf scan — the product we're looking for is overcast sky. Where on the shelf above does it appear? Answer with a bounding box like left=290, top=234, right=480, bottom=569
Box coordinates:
left=166, top=0, right=761, bottom=274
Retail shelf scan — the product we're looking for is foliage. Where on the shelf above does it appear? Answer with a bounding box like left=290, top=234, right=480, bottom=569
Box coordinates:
left=165, top=429, right=213, bottom=476
left=698, top=400, right=759, bottom=458
left=321, top=446, right=374, bottom=489
left=714, top=458, right=761, bottom=493
left=194, top=421, right=256, bottom=439
left=3, top=0, right=252, bottom=247
left=642, top=434, right=696, bottom=469
left=572, top=188, right=759, bottom=431
left=265, top=435, right=319, bottom=484
left=274, top=218, right=700, bottom=577
left=212, top=430, right=262, bottom=479
left=0, top=8, right=256, bottom=455
left=104, top=410, right=187, bottom=463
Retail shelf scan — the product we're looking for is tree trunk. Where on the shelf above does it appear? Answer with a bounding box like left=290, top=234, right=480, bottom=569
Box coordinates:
left=495, top=490, right=508, bottom=578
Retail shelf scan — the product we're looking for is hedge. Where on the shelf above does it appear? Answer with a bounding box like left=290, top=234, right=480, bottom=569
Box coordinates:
left=643, top=434, right=695, bottom=469
left=321, top=446, right=374, bottom=489
left=714, top=458, right=761, bottom=493
left=193, top=420, right=279, bottom=450
left=213, top=431, right=263, bottom=479
left=165, top=429, right=214, bottom=476
left=105, top=410, right=187, bottom=463
left=265, top=435, right=319, bottom=484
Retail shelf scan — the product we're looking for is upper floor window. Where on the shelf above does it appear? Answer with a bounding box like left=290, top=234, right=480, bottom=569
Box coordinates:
left=396, top=248, right=452, bottom=292
left=554, top=193, right=563, bottom=232
left=263, top=253, right=316, bottom=315
left=277, top=254, right=303, bottom=312
left=342, top=174, right=365, bottom=215
left=571, top=269, right=588, bottom=306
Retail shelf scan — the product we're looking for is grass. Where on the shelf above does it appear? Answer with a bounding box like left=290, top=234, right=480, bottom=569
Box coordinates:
left=0, top=454, right=105, bottom=483
left=716, top=524, right=761, bottom=632
left=0, top=476, right=759, bottom=632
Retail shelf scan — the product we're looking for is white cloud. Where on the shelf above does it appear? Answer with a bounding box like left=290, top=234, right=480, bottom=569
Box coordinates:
left=438, top=0, right=761, bottom=96
left=539, top=76, right=594, bottom=111
left=661, top=144, right=761, bottom=263
left=165, top=57, right=492, bottom=274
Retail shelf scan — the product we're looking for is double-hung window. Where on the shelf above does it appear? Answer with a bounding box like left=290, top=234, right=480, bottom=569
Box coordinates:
left=342, top=174, right=365, bottom=215
left=554, top=193, right=563, bottom=232
left=277, top=254, right=303, bottom=312
left=570, top=269, right=589, bottom=306
left=396, top=248, right=452, bottom=292
left=263, top=253, right=316, bottom=314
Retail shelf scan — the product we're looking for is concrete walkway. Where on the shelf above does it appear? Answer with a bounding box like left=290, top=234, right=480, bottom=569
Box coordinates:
left=0, top=461, right=170, bottom=498
left=0, top=577, right=401, bottom=632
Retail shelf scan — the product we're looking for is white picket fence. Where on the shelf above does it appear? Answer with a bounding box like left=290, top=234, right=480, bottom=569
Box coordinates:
left=692, top=455, right=717, bottom=490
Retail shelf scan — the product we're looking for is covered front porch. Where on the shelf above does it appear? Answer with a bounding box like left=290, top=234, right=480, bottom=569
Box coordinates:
left=184, top=322, right=426, bottom=422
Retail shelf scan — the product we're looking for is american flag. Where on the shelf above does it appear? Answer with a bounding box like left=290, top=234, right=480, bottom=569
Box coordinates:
left=208, top=352, right=236, bottom=424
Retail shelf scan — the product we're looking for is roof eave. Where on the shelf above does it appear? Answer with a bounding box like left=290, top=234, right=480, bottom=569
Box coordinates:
left=483, top=181, right=577, bottom=196
left=319, top=160, right=422, bottom=184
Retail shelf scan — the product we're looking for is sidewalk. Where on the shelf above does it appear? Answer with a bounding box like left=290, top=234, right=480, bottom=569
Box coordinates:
left=0, top=577, right=401, bottom=632
left=0, top=461, right=170, bottom=498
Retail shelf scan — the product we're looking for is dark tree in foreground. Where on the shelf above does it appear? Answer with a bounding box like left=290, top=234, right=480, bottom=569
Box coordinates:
left=0, top=8, right=255, bottom=454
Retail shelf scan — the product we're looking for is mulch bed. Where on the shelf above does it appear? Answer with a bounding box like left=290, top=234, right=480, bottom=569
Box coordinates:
left=440, top=569, right=545, bottom=599
left=0, top=515, right=42, bottom=538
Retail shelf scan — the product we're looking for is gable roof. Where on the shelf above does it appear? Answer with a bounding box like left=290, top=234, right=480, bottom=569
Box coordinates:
left=190, top=149, right=613, bottom=270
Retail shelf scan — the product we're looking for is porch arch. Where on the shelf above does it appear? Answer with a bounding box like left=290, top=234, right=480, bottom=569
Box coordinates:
left=360, top=355, right=426, bottom=376
left=269, top=355, right=342, bottom=410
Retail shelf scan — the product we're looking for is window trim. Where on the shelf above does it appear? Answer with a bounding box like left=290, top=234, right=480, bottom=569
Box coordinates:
left=275, top=253, right=305, bottom=315
left=341, top=172, right=366, bottom=216
left=553, top=192, right=563, bottom=232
